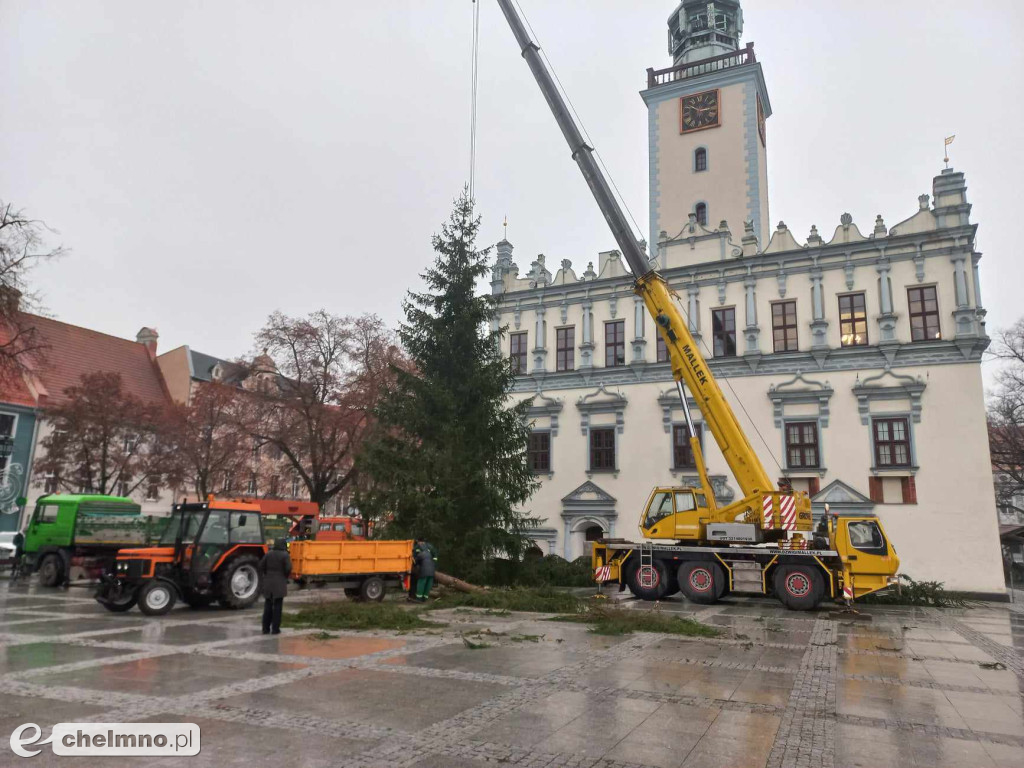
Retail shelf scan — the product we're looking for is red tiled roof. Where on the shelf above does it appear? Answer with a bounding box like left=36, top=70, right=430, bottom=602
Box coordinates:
left=18, top=313, right=171, bottom=407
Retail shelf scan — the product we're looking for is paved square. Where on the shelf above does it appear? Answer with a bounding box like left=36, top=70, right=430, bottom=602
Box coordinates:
left=1, top=580, right=1022, bottom=767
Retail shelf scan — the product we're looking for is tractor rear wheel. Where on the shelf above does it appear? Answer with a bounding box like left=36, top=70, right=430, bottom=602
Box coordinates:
left=678, top=561, right=725, bottom=605
left=138, top=580, right=177, bottom=616
left=626, top=559, right=668, bottom=601
left=38, top=554, right=64, bottom=587
left=216, top=555, right=261, bottom=609
left=773, top=565, right=824, bottom=611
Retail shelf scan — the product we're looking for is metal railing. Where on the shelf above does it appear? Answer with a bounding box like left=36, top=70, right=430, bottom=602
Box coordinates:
left=647, top=43, right=756, bottom=89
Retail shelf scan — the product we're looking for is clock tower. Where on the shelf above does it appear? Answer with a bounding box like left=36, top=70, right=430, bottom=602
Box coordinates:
left=644, top=0, right=771, bottom=259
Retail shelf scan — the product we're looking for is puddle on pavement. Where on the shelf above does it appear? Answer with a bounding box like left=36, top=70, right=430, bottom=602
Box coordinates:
left=266, top=634, right=406, bottom=659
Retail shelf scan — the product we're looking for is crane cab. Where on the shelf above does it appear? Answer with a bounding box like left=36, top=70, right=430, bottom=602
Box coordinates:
left=640, top=487, right=713, bottom=541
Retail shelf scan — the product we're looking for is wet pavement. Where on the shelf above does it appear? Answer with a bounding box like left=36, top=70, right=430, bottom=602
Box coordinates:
left=1, top=580, right=1022, bottom=767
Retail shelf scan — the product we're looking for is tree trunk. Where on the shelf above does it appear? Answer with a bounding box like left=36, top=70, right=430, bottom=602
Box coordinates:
left=435, top=571, right=487, bottom=594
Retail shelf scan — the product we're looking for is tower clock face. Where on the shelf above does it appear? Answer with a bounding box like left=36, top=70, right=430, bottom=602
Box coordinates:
left=680, top=89, right=720, bottom=134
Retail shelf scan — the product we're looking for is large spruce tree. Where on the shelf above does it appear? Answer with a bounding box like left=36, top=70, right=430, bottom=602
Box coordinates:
left=357, top=192, right=537, bottom=576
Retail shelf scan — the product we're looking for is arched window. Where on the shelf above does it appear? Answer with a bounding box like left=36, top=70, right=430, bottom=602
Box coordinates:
left=584, top=525, right=604, bottom=542
left=695, top=203, right=708, bottom=226
left=694, top=147, right=708, bottom=172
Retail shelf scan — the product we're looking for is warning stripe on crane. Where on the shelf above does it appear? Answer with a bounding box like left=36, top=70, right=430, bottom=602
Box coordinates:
left=763, top=495, right=797, bottom=531
left=594, top=565, right=611, bottom=581
left=843, top=582, right=854, bottom=600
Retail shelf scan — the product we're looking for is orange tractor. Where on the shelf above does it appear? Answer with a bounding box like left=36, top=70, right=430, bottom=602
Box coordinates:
left=95, top=497, right=318, bottom=615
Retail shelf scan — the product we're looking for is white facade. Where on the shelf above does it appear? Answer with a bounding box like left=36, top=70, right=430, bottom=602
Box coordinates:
left=493, top=1, right=1005, bottom=595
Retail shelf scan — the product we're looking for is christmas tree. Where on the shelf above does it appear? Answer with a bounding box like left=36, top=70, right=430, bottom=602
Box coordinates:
left=357, top=192, right=537, bottom=576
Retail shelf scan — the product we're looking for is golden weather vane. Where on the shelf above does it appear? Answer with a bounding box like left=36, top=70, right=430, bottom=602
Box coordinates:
left=944, top=135, right=955, bottom=169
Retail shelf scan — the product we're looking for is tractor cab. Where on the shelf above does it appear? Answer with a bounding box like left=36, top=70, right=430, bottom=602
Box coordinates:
left=96, top=500, right=269, bottom=616
left=639, top=486, right=714, bottom=541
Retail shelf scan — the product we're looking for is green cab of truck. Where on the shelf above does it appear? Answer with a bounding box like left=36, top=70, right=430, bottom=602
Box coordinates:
left=22, top=495, right=167, bottom=587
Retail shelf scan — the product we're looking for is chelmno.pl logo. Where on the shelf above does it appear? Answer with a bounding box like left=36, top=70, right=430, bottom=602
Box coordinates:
left=10, top=723, right=200, bottom=758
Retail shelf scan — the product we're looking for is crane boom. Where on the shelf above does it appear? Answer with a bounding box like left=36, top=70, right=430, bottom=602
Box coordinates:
left=495, top=0, right=775, bottom=499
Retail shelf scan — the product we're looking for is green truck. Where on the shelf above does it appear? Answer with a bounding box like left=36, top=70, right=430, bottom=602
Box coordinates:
left=22, top=495, right=169, bottom=586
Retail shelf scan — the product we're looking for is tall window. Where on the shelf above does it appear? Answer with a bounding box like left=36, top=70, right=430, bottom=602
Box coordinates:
left=556, top=327, right=575, bottom=372
left=246, top=473, right=257, bottom=495
left=605, top=321, right=625, bottom=367
left=146, top=483, right=159, bottom=502
left=839, top=293, right=868, bottom=347
left=695, top=203, right=708, bottom=226
left=269, top=476, right=280, bottom=496
left=589, top=427, right=615, bottom=471
left=711, top=308, right=737, bottom=357
left=656, top=335, right=669, bottom=363
left=672, top=424, right=703, bottom=469
left=528, top=431, right=551, bottom=473
left=785, top=422, right=820, bottom=469
left=908, top=286, right=940, bottom=341
left=771, top=301, right=798, bottom=352
left=873, top=418, right=911, bottom=468
left=291, top=476, right=302, bottom=498
left=0, top=413, right=15, bottom=482
left=694, top=147, right=708, bottom=172
left=510, top=332, right=528, bottom=374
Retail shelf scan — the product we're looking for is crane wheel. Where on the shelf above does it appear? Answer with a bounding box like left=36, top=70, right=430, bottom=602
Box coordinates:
left=773, top=565, right=825, bottom=611
left=626, top=560, right=668, bottom=601
left=678, top=561, right=725, bottom=605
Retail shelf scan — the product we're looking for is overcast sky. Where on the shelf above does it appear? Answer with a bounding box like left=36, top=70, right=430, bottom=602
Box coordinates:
left=2, top=1, right=1022, bottom=380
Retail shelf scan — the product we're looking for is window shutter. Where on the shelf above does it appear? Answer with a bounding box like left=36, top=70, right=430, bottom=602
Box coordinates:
left=900, top=476, right=917, bottom=504
left=808, top=477, right=820, bottom=496
left=868, top=477, right=883, bottom=503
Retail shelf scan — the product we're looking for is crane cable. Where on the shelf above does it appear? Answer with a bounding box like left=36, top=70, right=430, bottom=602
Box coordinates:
left=469, top=0, right=482, bottom=202
left=672, top=293, right=785, bottom=473
left=512, top=0, right=646, bottom=248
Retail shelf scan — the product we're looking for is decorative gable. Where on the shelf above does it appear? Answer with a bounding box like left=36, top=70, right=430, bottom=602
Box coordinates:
left=561, top=480, right=616, bottom=506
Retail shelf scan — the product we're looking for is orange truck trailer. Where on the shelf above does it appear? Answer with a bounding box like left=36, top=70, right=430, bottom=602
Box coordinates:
left=289, top=539, right=413, bottom=602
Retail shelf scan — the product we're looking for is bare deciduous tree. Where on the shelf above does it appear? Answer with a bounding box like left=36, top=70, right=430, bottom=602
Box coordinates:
left=989, top=318, right=1024, bottom=506
left=164, top=382, right=250, bottom=500
left=238, top=311, right=403, bottom=509
left=0, top=201, right=66, bottom=381
left=35, top=372, right=176, bottom=497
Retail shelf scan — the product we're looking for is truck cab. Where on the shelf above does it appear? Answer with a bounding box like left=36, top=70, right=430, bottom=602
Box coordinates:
left=97, top=499, right=269, bottom=615
left=639, top=487, right=713, bottom=541
left=22, top=494, right=155, bottom=586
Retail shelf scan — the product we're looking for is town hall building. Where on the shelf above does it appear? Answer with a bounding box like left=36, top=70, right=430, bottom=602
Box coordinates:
left=492, top=0, right=1005, bottom=595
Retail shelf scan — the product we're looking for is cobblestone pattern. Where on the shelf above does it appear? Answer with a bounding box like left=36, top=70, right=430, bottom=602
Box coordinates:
left=766, top=619, right=837, bottom=768
left=842, top=673, right=1024, bottom=698
left=944, top=616, right=1024, bottom=678
left=837, top=712, right=1024, bottom=748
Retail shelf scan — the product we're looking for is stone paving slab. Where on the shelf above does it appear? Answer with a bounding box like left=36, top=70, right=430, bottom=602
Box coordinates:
left=1, top=580, right=1023, bottom=767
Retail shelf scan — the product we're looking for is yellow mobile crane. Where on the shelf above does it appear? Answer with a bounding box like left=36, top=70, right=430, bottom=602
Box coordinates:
left=496, top=0, right=899, bottom=610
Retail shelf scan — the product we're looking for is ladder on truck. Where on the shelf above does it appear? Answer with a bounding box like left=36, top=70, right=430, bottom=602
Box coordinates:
left=638, top=541, right=656, bottom=590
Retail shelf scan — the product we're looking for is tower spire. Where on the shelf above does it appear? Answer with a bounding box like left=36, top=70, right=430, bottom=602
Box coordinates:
left=667, top=0, right=744, bottom=65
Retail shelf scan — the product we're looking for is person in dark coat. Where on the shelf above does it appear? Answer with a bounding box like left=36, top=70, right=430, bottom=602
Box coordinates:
left=408, top=540, right=423, bottom=601
left=259, top=538, right=292, bottom=635
left=414, top=540, right=436, bottom=602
